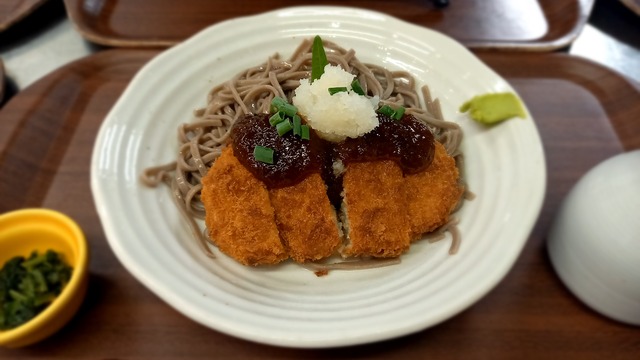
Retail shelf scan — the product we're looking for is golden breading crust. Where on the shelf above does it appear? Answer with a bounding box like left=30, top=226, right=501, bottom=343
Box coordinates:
left=340, top=160, right=411, bottom=258
left=404, top=142, right=463, bottom=240
left=269, top=173, right=342, bottom=263
left=201, top=147, right=287, bottom=266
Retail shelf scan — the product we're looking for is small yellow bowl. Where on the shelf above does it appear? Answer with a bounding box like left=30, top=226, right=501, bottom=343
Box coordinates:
left=0, top=209, right=89, bottom=348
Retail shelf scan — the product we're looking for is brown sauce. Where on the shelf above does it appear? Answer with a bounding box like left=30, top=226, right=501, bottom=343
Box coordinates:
left=334, top=113, right=435, bottom=174
left=231, top=114, right=325, bottom=189
left=231, top=113, right=435, bottom=190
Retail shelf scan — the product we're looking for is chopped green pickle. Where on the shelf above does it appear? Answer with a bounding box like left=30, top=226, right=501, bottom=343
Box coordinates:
left=0, top=250, right=72, bottom=330
left=459, top=92, right=526, bottom=124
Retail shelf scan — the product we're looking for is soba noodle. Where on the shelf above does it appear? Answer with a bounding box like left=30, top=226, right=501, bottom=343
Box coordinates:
left=141, top=38, right=467, bottom=261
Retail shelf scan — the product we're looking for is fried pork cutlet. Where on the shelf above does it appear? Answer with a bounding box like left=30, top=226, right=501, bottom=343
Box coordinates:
left=269, top=173, right=342, bottom=263
left=201, top=147, right=287, bottom=266
left=340, top=160, right=411, bottom=258
left=404, top=142, right=463, bottom=240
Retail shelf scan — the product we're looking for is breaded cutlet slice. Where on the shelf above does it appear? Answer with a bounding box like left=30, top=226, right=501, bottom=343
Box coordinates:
left=269, top=173, right=342, bottom=263
left=405, top=141, right=463, bottom=240
left=340, top=160, right=411, bottom=258
left=201, top=147, right=287, bottom=266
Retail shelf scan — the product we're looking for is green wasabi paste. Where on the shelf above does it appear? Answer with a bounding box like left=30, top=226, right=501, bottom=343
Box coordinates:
left=459, top=92, right=526, bottom=125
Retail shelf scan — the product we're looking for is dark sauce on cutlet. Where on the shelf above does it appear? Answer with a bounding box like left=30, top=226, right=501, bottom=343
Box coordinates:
left=231, top=114, right=326, bottom=189
left=334, top=113, right=435, bottom=175
left=231, top=113, right=435, bottom=194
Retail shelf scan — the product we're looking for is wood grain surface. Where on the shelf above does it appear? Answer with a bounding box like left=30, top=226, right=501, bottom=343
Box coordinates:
left=0, top=49, right=639, bottom=358
left=62, top=0, right=594, bottom=51
left=0, top=0, right=47, bottom=31
left=620, top=0, right=640, bottom=15
left=0, top=57, right=4, bottom=103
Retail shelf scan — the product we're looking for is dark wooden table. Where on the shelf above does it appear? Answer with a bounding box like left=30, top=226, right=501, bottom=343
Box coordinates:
left=0, top=48, right=638, bottom=358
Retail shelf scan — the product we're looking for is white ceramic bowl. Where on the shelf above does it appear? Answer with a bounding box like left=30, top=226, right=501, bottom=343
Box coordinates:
left=91, top=6, right=546, bottom=347
left=548, top=150, right=640, bottom=325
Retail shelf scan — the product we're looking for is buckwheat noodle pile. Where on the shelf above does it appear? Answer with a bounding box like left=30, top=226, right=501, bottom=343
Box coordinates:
left=141, top=38, right=469, bottom=265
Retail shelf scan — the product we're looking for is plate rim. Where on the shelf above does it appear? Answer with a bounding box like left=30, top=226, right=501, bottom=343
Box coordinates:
left=91, top=5, right=547, bottom=348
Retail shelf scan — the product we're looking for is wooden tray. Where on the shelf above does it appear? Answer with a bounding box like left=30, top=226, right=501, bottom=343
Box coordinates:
left=0, top=0, right=47, bottom=32
left=0, top=50, right=639, bottom=357
left=0, top=58, right=4, bottom=103
left=63, top=0, right=594, bottom=51
left=621, top=0, right=640, bottom=15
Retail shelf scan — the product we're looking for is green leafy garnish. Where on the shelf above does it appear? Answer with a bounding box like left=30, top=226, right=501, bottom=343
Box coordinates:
left=377, top=105, right=395, bottom=117
left=301, top=125, right=310, bottom=140
left=293, top=115, right=302, bottom=137
left=377, top=104, right=405, bottom=121
left=276, top=120, right=293, bottom=136
left=392, top=106, right=405, bottom=120
left=0, top=250, right=73, bottom=330
left=311, top=35, right=329, bottom=83
left=268, top=96, right=312, bottom=141
left=328, top=87, right=348, bottom=95
left=269, top=112, right=285, bottom=126
left=271, top=97, right=298, bottom=117
left=351, top=79, right=365, bottom=96
left=253, top=146, right=274, bottom=164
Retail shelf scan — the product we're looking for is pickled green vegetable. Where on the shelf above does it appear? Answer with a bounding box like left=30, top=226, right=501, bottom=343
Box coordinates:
left=0, top=250, right=72, bottom=330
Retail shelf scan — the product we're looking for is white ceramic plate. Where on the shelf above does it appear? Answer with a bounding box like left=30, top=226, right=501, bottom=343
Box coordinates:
left=91, top=6, right=546, bottom=348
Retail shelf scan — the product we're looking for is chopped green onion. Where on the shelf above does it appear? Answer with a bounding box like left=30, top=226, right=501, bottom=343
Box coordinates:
left=271, top=96, right=287, bottom=109
left=393, top=106, right=406, bottom=120
left=280, top=103, right=297, bottom=117
left=328, top=87, right=348, bottom=95
left=276, top=120, right=293, bottom=136
left=270, top=97, right=298, bottom=117
left=377, top=105, right=395, bottom=117
left=311, top=35, right=329, bottom=83
left=377, top=104, right=406, bottom=120
left=301, top=125, right=310, bottom=140
left=253, top=146, right=274, bottom=164
left=269, top=112, right=285, bottom=126
left=351, top=79, right=365, bottom=96
left=293, top=115, right=302, bottom=136
left=270, top=97, right=286, bottom=114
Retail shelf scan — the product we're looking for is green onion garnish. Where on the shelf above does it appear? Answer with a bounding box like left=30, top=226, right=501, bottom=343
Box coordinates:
left=253, top=146, right=274, bottom=164
left=311, top=35, right=329, bottom=83
left=393, top=106, right=406, bottom=120
left=377, top=104, right=406, bottom=120
left=269, top=112, right=285, bottom=126
left=301, top=125, right=310, bottom=140
left=270, top=97, right=298, bottom=117
left=270, top=97, right=283, bottom=114
left=276, top=120, right=293, bottom=136
left=328, top=87, right=348, bottom=95
left=293, top=115, right=302, bottom=136
left=351, top=79, right=365, bottom=96
left=280, top=103, right=297, bottom=117
left=271, top=96, right=287, bottom=110
left=377, top=105, right=395, bottom=117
